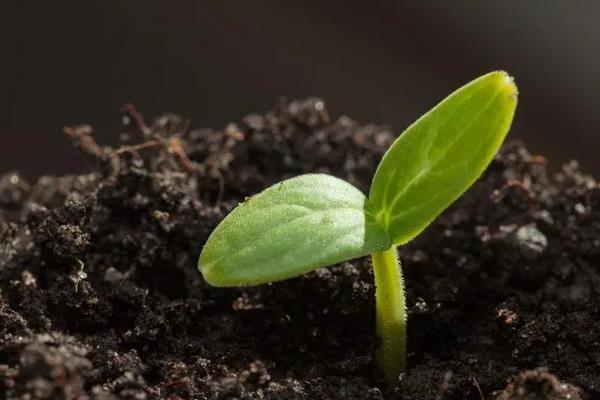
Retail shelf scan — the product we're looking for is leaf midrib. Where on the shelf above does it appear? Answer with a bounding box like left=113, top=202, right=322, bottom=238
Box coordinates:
left=381, top=89, right=503, bottom=223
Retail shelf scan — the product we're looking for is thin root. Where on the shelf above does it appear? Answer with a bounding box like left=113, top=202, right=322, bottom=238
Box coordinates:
left=121, top=103, right=151, bottom=136
left=492, top=179, right=536, bottom=202
left=472, top=376, right=485, bottom=400
left=113, top=140, right=162, bottom=155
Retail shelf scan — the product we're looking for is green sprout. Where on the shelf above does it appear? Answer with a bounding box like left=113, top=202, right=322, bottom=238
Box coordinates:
left=198, top=71, right=518, bottom=381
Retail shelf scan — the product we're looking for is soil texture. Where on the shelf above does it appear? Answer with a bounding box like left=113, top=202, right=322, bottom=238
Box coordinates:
left=1, top=98, right=599, bottom=399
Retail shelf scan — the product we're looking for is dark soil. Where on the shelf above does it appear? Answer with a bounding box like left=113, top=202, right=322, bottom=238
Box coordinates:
left=1, top=98, right=599, bottom=400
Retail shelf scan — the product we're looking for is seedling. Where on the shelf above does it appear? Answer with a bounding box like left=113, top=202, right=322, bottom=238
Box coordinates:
left=198, top=71, right=518, bottom=381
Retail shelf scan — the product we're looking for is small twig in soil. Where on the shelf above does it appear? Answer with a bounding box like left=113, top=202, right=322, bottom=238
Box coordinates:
left=491, top=179, right=536, bottom=202
left=167, top=137, right=198, bottom=173
left=113, top=140, right=162, bottom=155
left=121, top=103, right=151, bottom=137
left=64, top=125, right=122, bottom=180
left=214, top=169, right=225, bottom=207
left=63, top=125, right=107, bottom=166
left=70, top=258, right=88, bottom=293
left=110, top=129, right=201, bottom=176
left=472, top=376, right=485, bottom=400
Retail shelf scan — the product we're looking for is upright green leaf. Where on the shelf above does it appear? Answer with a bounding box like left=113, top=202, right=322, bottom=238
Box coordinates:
left=199, top=174, right=390, bottom=286
left=369, top=71, right=518, bottom=245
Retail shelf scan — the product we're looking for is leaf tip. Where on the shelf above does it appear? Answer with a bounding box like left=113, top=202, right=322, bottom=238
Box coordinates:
left=198, top=254, right=228, bottom=287
left=491, top=70, right=518, bottom=100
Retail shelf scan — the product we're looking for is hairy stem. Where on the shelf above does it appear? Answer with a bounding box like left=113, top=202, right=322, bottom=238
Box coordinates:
left=371, top=246, right=406, bottom=381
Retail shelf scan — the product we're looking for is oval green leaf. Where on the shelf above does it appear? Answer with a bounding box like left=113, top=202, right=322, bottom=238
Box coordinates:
left=368, top=71, right=518, bottom=245
left=199, top=174, right=390, bottom=286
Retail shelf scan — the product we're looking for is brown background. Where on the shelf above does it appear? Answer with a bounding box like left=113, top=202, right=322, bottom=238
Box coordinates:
left=2, top=1, right=599, bottom=177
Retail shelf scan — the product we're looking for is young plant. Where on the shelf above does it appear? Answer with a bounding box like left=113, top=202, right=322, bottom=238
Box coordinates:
left=198, top=71, right=518, bottom=381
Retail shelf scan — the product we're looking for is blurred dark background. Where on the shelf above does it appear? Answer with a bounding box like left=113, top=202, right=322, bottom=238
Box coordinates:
left=2, top=1, right=599, bottom=178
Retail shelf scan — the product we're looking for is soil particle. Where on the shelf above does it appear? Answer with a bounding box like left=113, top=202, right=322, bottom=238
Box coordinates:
left=1, top=99, right=599, bottom=399
left=493, top=368, right=584, bottom=400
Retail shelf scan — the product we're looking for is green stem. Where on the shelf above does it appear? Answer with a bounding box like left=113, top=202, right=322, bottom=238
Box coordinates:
left=371, top=246, right=407, bottom=381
